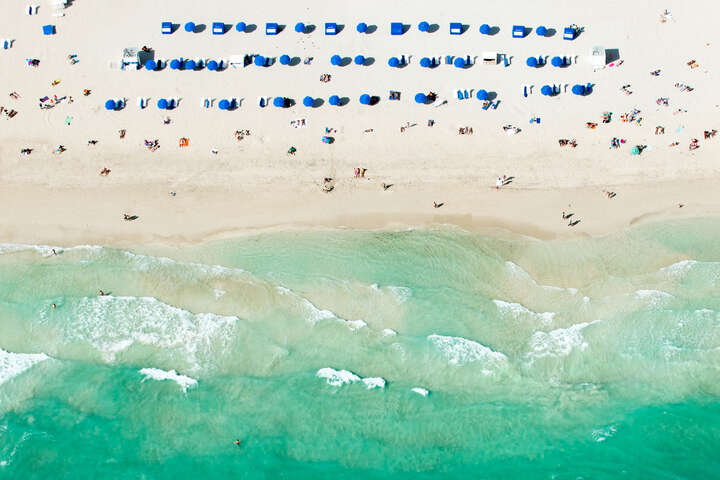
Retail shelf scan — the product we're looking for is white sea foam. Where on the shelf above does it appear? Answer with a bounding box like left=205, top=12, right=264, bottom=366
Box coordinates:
left=45, top=295, right=238, bottom=371
left=0, top=349, right=50, bottom=385
left=660, top=260, right=699, bottom=276
left=505, top=261, right=578, bottom=294
left=493, top=299, right=556, bottom=326
left=387, top=286, right=412, bottom=303
left=277, top=286, right=365, bottom=330
left=411, top=387, right=429, bottom=397
left=139, top=368, right=198, bottom=392
left=382, top=328, right=398, bottom=336
left=122, top=251, right=248, bottom=278
left=362, top=377, right=386, bottom=389
left=0, top=243, right=102, bottom=257
left=428, top=334, right=507, bottom=367
left=527, top=321, right=598, bottom=361
left=316, top=368, right=361, bottom=386
left=633, top=289, right=674, bottom=308
left=316, top=368, right=386, bottom=389
left=591, top=425, right=617, bottom=442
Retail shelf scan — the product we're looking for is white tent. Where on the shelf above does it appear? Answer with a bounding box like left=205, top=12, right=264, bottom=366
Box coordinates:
left=589, top=46, right=605, bottom=68
left=121, top=47, right=139, bottom=70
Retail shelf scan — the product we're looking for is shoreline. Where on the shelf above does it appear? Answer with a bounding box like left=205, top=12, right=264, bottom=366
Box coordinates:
left=1, top=177, right=717, bottom=248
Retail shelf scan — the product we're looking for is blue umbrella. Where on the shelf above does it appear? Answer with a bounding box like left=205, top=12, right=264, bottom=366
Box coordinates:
left=206, top=60, right=218, bottom=71
left=278, top=54, right=290, bottom=65
left=303, top=96, right=314, bottom=107
left=157, top=98, right=168, bottom=109
left=273, top=97, right=285, bottom=107
left=328, top=95, right=340, bottom=106
left=359, top=94, right=371, bottom=105
left=630, top=146, right=640, bottom=155
left=420, top=57, right=431, bottom=68
left=453, top=57, right=466, bottom=68
left=144, top=59, right=157, bottom=71
left=388, top=57, right=400, bottom=67
left=479, top=24, right=491, bottom=34
left=354, top=55, right=365, bottom=65
left=356, top=22, right=367, bottom=33
left=254, top=55, right=266, bottom=67
left=170, top=59, right=181, bottom=70
left=572, top=84, right=585, bottom=95
left=526, top=56, right=538, bottom=67
left=236, top=22, right=246, bottom=32
left=418, top=21, right=430, bottom=32
left=295, top=22, right=305, bottom=33
left=330, top=54, right=342, bottom=66
left=476, top=89, right=488, bottom=100
left=414, top=93, right=427, bottom=104
left=104, top=99, right=116, bottom=110
left=184, top=22, right=195, bottom=33
left=541, top=85, right=552, bottom=96
left=218, top=99, right=230, bottom=110
left=537, top=25, right=547, bottom=36
left=551, top=56, right=563, bottom=67
left=185, top=59, right=196, bottom=70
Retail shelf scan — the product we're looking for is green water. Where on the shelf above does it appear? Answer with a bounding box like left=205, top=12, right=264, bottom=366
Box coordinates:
left=1, top=219, right=720, bottom=478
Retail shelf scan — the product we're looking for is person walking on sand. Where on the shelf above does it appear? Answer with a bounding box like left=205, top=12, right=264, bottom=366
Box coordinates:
left=495, top=177, right=503, bottom=189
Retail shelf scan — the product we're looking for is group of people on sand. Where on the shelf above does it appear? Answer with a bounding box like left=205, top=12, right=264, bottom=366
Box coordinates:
left=235, top=130, right=251, bottom=141
left=558, top=139, right=577, bottom=148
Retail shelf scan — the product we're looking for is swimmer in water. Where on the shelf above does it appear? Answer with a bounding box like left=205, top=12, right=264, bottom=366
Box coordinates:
left=233, top=439, right=242, bottom=446
left=98, top=290, right=105, bottom=296
left=51, top=304, right=56, bottom=309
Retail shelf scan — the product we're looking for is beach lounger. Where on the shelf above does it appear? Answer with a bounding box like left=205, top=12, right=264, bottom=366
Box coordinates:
left=258, top=97, right=266, bottom=107
left=492, top=101, right=500, bottom=110
left=26, top=5, right=32, bottom=14
left=463, top=89, right=469, bottom=99
left=137, top=97, right=143, bottom=109
left=523, top=86, right=527, bottom=98
left=466, top=55, right=471, bottom=65
left=482, top=102, right=490, bottom=110
left=446, top=55, right=452, bottom=64
left=456, top=90, right=463, bottom=100
left=231, top=98, right=238, bottom=108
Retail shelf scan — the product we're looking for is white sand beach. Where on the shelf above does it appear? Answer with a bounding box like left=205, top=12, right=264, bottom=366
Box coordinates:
left=1, top=0, right=719, bottom=245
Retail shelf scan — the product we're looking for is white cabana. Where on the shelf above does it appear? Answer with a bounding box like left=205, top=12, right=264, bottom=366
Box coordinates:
left=121, top=47, right=140, bottom=70
left=589, top=46, right=605, bottom=69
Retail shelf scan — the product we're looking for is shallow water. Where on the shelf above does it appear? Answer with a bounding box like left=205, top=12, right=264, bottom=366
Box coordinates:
left=1, top=219, right=720, bottom=478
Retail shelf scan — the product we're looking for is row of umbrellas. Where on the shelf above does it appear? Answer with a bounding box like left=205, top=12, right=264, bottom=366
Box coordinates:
left=540, top=84, right=590, bottom=96
left=526, top=56, right=571, bottom=67
left=177, top=21, right=558, bottom=35
left=106, top=93, right=500, bottom=112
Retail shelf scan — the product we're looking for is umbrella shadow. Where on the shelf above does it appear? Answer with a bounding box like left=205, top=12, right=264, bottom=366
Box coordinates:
left=339, top=97, right=350, bottom=106
left=545, top=27, right=556, bottom=37
left=522, top=26, right=533, bottom=37
left=276, top=24, right=286, bottom=34
left=369, top=96, right=380, bottom=106
left=363, top=57, right=375, bottom=66
left=221, top=23, right=232, bottom=34
left=401, top=24, right=411, bottom=34
left=365, top=25, right=377, bottom=34
left=488, top=26, right=500, bottom=35
left=244, top=24, right=257, bottom=33
left=460, top=24, right=470, bottom=34
left=487, top=91, right=498, bottom=101
left=606, top=48, right=620, bottom=63
left=170, top=23, right=180, bottom=34
left=339, top=57, right=352, bottom=67
left=428, top=24, right=439, bottom=33
left=194, top=24, right=206, bottom=33
left=305, top=24, right=316, bottom=34
left=335, top=24, right=345, bottom=34
left=289, top=56, right=302, bottom=66
left=312, top=98, right=324, bottom=108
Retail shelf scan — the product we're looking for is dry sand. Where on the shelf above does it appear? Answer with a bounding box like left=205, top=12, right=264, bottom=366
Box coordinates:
left=0, top=0, right=719, bottom=246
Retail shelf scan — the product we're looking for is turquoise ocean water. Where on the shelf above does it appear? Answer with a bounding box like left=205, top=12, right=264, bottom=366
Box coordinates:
left=1, top=219, right=720, bottom=478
